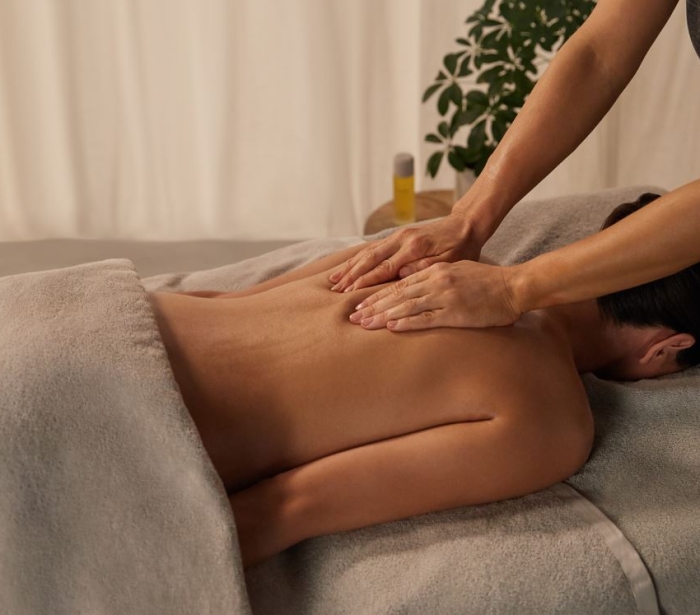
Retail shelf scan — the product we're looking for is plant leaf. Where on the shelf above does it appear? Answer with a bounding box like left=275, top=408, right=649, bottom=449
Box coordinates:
left=494, top=107, right=518, bottom=123
left=463, top=105, right=484, bottom=124
left=422, top=83, right=443, bottom=103
left=425, top=133, right=443, bottom=144
left=499, top=91, right=525, bottom=108
left=476, top=64, right=506, bottom=85
left=478, top=51, right=501, bottom=64
left=427, top=151, right=444, bottom=178
left=481, top=29, right=502, bottom=50
left=466, top=90, right=489, bottom=108
left=490, top=117, right=508, bottom=142
left=437, top=86, right=453, bottom=115
left=438, top=121, right=450, bottom=138
left=449, top=112, right=464, bottom=134
left=480, top=0, right=498, bottom=17
left=513, top=70, right=534, bottom=95
left=452, top=145, right=476, bottom=165
left=468, top=119, right=487, bottom=151
left=449, top=83, right=463, bottom=106
left=458, top=56, right=473, bottom=77
left=487, top=76, right=507, bottom=98
left=444, top=52, right=465, bottom=75
left=448, top=149, right=467, bottom=172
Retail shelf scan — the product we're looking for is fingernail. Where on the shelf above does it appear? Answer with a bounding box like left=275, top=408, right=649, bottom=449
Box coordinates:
left=355, top=302, right=365, bottom=311
left=344, top=284, right=355, bottom=293
left=330, top=271, right=341, bottom=282
left=331, top=284, right=340, bottom=292
left=349, top=311, right=361, bottom=323
left=361, top=317, right=374, bottom=327
left=387, top=320, right=397, bottom=329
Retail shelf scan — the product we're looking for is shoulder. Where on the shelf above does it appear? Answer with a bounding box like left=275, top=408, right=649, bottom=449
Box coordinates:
left=488, top=311, right=592, bottom=436
left=482, top=314, right=594, bottom=474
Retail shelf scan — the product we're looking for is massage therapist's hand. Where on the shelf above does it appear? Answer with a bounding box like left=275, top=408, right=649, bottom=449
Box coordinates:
left=329, top=214, right=482, bottom=292
left=348, top=260, right=523, bottom=331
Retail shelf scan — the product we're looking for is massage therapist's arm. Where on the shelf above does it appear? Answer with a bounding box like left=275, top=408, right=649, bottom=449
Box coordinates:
left=449, top=0, right=680, bottom=246
left=355, top=179, right=700, bottom=330
left=336, top=0, right=695, bottom=331
left=510, top=179, right=700, bottom=312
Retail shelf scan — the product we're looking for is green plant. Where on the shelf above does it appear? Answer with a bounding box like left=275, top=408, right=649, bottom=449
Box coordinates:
left=423, top=0, right=596, bottom=178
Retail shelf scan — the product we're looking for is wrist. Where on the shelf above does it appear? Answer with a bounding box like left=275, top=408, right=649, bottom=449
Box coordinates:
left=451, top=183, right=514, bottom=248
left=502, top=259, right=546, bottom=316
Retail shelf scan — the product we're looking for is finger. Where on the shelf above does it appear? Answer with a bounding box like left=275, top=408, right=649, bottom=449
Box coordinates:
left=329, top=257, right=359, bottom=286
left=398, top=255, right=445, bottom=278
left=331, top=239, right=399, bottom=291
left=349, top=278, right=429, bottom=324
left=348, top=241, right=430, bottom=291
left=353, top=268, right=432, bottom=311
left=387, top=309, right=445, bottom=332
left=358, top=294, right=436, bottom=330
left=329, top=245, right=381, bottom=285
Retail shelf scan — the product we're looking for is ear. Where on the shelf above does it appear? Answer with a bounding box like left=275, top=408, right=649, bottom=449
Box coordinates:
left=639, top=333, right=696, bottom=365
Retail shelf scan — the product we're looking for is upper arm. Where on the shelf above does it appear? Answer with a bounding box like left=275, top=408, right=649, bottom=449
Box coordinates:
left=174, top=243, right=371, bottom=300
left=282, top=406, right=591, bottom=546
left=179, top=242, right=495, bottom=299
left=251, top=242, right=370, bottom=290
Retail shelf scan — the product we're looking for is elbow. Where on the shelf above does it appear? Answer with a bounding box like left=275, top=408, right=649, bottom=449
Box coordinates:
left=582, top=25, right=647, bottom=95
left=558, top=411, right=595, bottom=480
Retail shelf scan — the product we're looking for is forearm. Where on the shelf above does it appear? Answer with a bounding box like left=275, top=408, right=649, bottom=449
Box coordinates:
left=453, top=0, right=675, bottom=243
left=507, top=178, right=700, bottom=311
left=455, top=38, right=618, bottom=240
left=177, top=243, right=368, bottom=300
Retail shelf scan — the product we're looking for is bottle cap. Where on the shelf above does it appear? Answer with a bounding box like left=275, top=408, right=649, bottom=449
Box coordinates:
left=394, top=153, right=414, bottom=178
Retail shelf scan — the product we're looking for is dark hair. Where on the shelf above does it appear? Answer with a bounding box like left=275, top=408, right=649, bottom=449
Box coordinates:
left=597, top=192, right=700, bottom=368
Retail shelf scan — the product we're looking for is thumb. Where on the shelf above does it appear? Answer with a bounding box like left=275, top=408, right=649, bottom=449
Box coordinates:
left=399, top=256, right=442, bottom=278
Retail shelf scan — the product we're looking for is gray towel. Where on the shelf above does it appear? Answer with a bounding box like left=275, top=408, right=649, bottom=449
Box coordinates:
left=0, top=260, right=250, bottom=615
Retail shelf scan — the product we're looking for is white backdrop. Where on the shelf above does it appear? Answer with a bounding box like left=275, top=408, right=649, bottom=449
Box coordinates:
left=0, top=0, right=699, bottom=241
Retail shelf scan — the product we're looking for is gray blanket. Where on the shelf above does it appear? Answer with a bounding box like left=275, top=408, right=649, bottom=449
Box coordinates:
left=0, top=261, right=250, bottom=614
left=1, top=185, right=697, bottom=614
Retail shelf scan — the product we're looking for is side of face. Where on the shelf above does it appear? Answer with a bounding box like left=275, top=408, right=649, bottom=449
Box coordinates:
left=595, top=327, right=696, bottom=381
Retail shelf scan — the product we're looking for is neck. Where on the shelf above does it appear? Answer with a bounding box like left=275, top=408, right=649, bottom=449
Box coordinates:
left=543, top=300, right=624, bottom=374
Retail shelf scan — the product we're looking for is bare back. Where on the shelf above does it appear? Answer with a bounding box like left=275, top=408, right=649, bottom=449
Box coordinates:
left=150, top=269, right=591, bottom=493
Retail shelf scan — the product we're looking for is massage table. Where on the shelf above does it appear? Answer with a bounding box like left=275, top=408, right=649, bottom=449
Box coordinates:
left=0, top=185, right=697, bottom=614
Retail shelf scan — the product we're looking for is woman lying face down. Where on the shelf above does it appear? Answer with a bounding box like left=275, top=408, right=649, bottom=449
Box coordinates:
left=147, top=193, right=700, bottom=568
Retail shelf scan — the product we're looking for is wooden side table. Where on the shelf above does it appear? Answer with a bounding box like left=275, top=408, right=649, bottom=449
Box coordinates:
left=364, top=190, right=454, bottom=235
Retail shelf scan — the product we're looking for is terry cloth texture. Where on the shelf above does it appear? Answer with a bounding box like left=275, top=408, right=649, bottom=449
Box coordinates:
left=0, top=260, right=251, bottom=615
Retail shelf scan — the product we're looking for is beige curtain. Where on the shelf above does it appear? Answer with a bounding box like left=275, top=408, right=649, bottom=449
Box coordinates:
left=0, top=0, right=699, bottom=241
